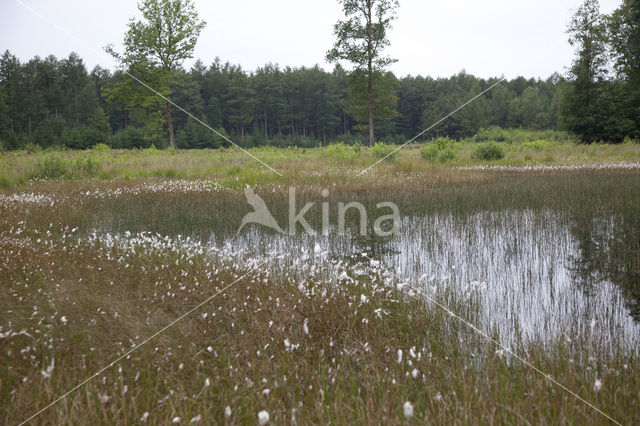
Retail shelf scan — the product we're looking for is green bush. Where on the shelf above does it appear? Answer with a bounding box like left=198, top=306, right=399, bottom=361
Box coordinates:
left=521, top=140, right=550, bottom=151
left=474, top=126, right=509, bottom=142
left=472, top=142, right=505, bottom=161
left=420, top=136, right=456, bottom=163
left=438, top=146, right=456, bottom=162
left=325, top=142, right=358, bottom=161
left=76, top=157, right=102, bottom=176
left=24, top=142, right=42, bottom=154
left=420, top=144, right=439, bottom=161
left=36, top=155, right=68, bottom=179
left=369, top=142, right=397, bottom=161
left=92, top=143, right=111, bottom=152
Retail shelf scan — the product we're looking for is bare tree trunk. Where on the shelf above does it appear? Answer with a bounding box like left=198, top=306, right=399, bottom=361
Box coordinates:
left=165, top=101, right=175, bottom=148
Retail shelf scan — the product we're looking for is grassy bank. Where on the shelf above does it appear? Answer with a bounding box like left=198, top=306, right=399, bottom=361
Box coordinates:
left=1, top=137, right=640, bottom=186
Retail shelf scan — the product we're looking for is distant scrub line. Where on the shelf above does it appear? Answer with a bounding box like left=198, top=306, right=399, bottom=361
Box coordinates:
left=0, top=127, right=639, bottom=187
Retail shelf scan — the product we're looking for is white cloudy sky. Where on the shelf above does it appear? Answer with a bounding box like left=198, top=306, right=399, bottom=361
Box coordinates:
left=1, top=0, right=622, bottom=79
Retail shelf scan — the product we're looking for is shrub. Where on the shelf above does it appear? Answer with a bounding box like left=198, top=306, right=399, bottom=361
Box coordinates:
left=420, top=144, right=439, bottom=161
left=325, top=142, right=358, bottom=161
left=369, top=142, right=397, bottom=161
left=474, top=126, right=509, bottom=142
left=23, top=142, right=42, bottom=154
left=420, top=136, right=456, bottom=163
left=438, top=146, right=456, bottom=162
left=472, top=142, right=505, bottom=161
left=92, top=143, right=111, bottom=152
left=36, top=155, right=68, bottom=179
left=76, top=157, right=102, bottom=176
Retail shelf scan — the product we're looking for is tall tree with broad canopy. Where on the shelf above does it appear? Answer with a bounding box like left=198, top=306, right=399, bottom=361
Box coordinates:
left=107, top=0, right=205, bottom=148
left=560, top=0, right=609, bottom=142
left=327, top=0, right=399, bottom=145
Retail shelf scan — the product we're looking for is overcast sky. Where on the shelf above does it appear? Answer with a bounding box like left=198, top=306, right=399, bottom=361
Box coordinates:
left=1, top=0, right=622, bottom=80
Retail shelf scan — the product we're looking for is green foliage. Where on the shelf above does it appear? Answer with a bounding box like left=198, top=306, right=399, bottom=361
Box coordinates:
left=420, top=136, right=457, bottom=163
left=106, top=0, right=206, bottom=148
left=473, top=126, right=510, bottom=142
left=326, top=0, right=399, bottom=144
left=109, top=127, right=154, bottom=149
left=35, top=155, right=68, bottom=179
left=560, top=0, right=640, bottom=143
left=176, top=119, right=226, bottom=149
left=472, top=142, right=505, bottom=161
left=76, top=157, right=102, bottom=176
left=521, top=140, right=550, bottom=151
left=369, top=141, right=397, bottom=161
left=325, top=142, right=359, bottom=161
left=473, top=127, right=571, bottom=143
left=92, top=143, right=111, bottom=152
left=23, top=142, right=42, bottom=154
left=345, top=70, right=399, bottom=138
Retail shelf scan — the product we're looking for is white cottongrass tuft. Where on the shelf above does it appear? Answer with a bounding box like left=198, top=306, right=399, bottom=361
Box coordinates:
left=204, top=378, right=210, bottom=387
left=258, top=410, right=270, bottom=425
left=60, top=316, right=68, bottom=324
left=172, top=416, right=181, bottom=423
left=397, top=349, right=403, bottom=364
left=141, top=412, right=149, bottom=422
left=411, top=368, right=419, bottom=379
left=190, top=414, right=202, bottom=423
left=225, top=406, right=232, bottom=417
left=403, top=401, right=414, bottom=418
left=594, top=378, right=602, bottom=392
left=40, top=358, right=55, bottom=379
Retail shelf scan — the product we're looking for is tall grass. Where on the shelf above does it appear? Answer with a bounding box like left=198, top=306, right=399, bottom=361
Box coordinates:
left=1, top=139, right=639, bottom=187
left=1, top=151, right=639, bottom=424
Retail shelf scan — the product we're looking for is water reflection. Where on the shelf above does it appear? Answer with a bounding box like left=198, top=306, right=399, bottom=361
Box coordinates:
left=571, top=213, right=640, bottom=321
left=227, top=209, right=640, bottom=352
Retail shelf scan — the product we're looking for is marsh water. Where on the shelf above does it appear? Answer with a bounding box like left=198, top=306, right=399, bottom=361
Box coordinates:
left=85, top=172, right=640, bottom=352
left=224, top=208, right=640, bottom=353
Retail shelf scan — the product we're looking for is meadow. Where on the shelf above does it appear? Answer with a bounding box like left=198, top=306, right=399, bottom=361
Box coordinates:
left=1, top=135, right=640, bottom=424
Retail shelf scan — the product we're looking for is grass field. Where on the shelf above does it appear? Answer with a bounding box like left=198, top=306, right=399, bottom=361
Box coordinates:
left=1, top=136, right=640, bottom=186
left=1, top=139, right=640, bottom=424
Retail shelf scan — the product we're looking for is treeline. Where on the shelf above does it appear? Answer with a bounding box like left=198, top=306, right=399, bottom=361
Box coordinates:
left=0, top=50, right=567, bottom=150
left=560, top=0, right=640, bottom=143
